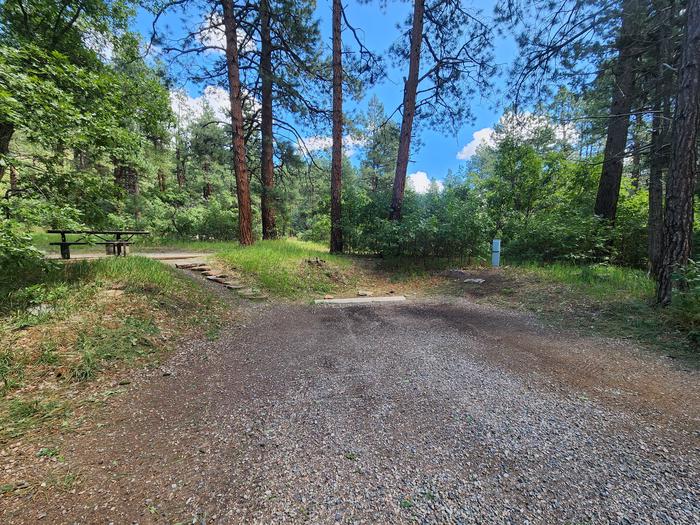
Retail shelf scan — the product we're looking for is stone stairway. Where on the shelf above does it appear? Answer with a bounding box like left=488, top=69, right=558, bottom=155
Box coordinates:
left=175, top=263, right=268, bottom=301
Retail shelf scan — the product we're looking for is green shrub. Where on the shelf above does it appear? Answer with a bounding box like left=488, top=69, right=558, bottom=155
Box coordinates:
left=667, top=260, right=700, bottom=345
left=0, top=221, right=51, bottom=286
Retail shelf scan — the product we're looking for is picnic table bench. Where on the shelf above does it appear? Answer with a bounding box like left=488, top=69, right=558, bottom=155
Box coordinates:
left=47, top=230, right=149, bottom=259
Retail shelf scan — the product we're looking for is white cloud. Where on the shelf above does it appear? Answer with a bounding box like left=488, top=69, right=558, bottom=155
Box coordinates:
left=198, top=13, right=255, bottom=54
left=456, top=112, right=580, bottom=160
left=408, top=171, right=444, bottom=194
left=297, top=135, right=366, bottom=157
left=83, top=30, right=114, bottom=62
left=170, top=86, right=230, bottom=127
left=456, top=127, right=495, bottom=160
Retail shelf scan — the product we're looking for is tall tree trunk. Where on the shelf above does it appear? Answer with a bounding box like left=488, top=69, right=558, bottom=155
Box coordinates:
left=648, top=100, right=669, bottom=277
left=594, top=0, right=640, bottom=222
left=222, top=0, right=254, bottom=246
left=260, top=0, right=276, bottom=240
left=114, top=164, right=139, bottom=195
left=330, top=0, right=343, bottom=253
left=0, top=122, right=14, bottom=183
left=203, top=159, right=211, bottom=199
left=630, top=112, right=642, bottom=190
left=9, top=165, right=18, bottom=192
left=175, top=145, right=185, bottom=188
left=389, top=0, right=425, bottom=221
left=657, top=0, right=700, bottom=304
left=648, top=0, right=674, bottom=278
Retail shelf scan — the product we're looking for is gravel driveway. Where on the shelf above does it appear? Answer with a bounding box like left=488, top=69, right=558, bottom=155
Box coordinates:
left=4, top=298, right=699, bottom=524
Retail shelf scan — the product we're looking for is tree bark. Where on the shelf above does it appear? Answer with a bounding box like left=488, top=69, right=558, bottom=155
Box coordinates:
left=260, top=0, right=276, bottom=239
left=648, top=100, right=669, bottom=277
left=9, top=165, right=18, bottom=192
left=648, top=0, right=674, bottom=278
left=330, top=0, right=343, bottom=253
left=175, top=142, right=186, bottom=188
left=114, top=164, right=139, bottom=195
left=630, top=112, right=642, bottom=190
left=593, top=0, right=640, bottom=222
left=656, top=0, right=700, bottom=304
left=389, top=0, right=425, bottom=221
left=222, top=0, right=254, bottom=246
left=203, top=160, right=211, bottom=199
left=0, top=122, right=14, bottom=183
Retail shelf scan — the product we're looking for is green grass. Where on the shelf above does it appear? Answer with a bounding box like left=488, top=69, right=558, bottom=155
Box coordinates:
left=216, top=239, right=354, bottom=298
left=503, top=262, right=698, bottom=359
left=2, top=256, right=195, bottom=315
left=515, top=262, right=654, bottom=300
left=1, top=256, right=226, bottom=442
left=2, top=398, right=69, bottom=439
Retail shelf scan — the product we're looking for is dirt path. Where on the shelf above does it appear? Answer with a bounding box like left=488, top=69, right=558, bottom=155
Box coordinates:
left=2, top=298, right=698, bottom=524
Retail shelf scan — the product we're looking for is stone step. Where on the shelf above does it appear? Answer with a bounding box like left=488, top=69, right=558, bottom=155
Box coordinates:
left=176, top=263, right=202, bottom=269
left=206, top=275, right=230, bottom=284
left=314, top=296, right=407, bottom=305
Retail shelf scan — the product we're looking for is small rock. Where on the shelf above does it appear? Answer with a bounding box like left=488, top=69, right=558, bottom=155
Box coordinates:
left=324, top=295, right=334, bottom=300
left=28, top=303, right=54, bottom=316
left=357, top=290, right=373, bottom=297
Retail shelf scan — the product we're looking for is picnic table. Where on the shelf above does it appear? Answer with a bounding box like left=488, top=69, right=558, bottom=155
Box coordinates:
left=47, top=230, right=149, bottom=259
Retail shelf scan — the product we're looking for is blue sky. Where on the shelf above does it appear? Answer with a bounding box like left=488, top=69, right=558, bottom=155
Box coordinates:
left=135, top=0, right=516, bottom=188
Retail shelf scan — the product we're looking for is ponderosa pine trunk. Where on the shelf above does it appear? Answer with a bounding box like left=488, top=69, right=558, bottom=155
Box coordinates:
left=648, top=0, right=674, bottom=278
left=175, top=143, right=186, bottom=188
left=389, top=0, right=425, bottom=221
left=656, top=0, right=700, bottom=304
left=594, top=0, right=640, bottom=222
left=260, top=0, right=276, bottom=239
left=330, top=0, right=343, bottom=253
left=222, top=0, right=254, bottom=246
left=649, top=99, right=669, bottom=277
left=630, top=113, right=642, bottom=190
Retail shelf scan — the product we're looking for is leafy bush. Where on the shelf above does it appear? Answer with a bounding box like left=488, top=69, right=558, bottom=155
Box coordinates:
left=667, top=260, right=700, bottom=345
left=0, top=221, right=51, bottom=289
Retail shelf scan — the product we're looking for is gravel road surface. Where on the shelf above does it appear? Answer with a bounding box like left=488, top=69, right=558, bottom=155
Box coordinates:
left=3, top=298, right=699, bottom=524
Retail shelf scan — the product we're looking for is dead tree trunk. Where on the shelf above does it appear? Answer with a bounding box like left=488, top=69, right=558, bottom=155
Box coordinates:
left=594, top=0, right=640, bottom=222
left=222, top=0, right=254, bottom=246
left=330, top=0, right=343, bottom=253
left=260, top=0, right=276, bottom=240
left=657, top=0, right=700, bottom=304
left=389, top=0, right=425, bottom=221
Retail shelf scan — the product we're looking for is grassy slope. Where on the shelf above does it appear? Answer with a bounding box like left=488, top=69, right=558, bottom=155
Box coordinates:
left=487, top=262, right=698, bottom=359
left=0, top=257, right=224, bottom=443
left=215, top=239, right=356, bottom=298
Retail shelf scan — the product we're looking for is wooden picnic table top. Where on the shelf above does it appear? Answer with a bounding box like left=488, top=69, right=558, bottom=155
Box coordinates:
left=47, top=230, right=150, bottom=235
